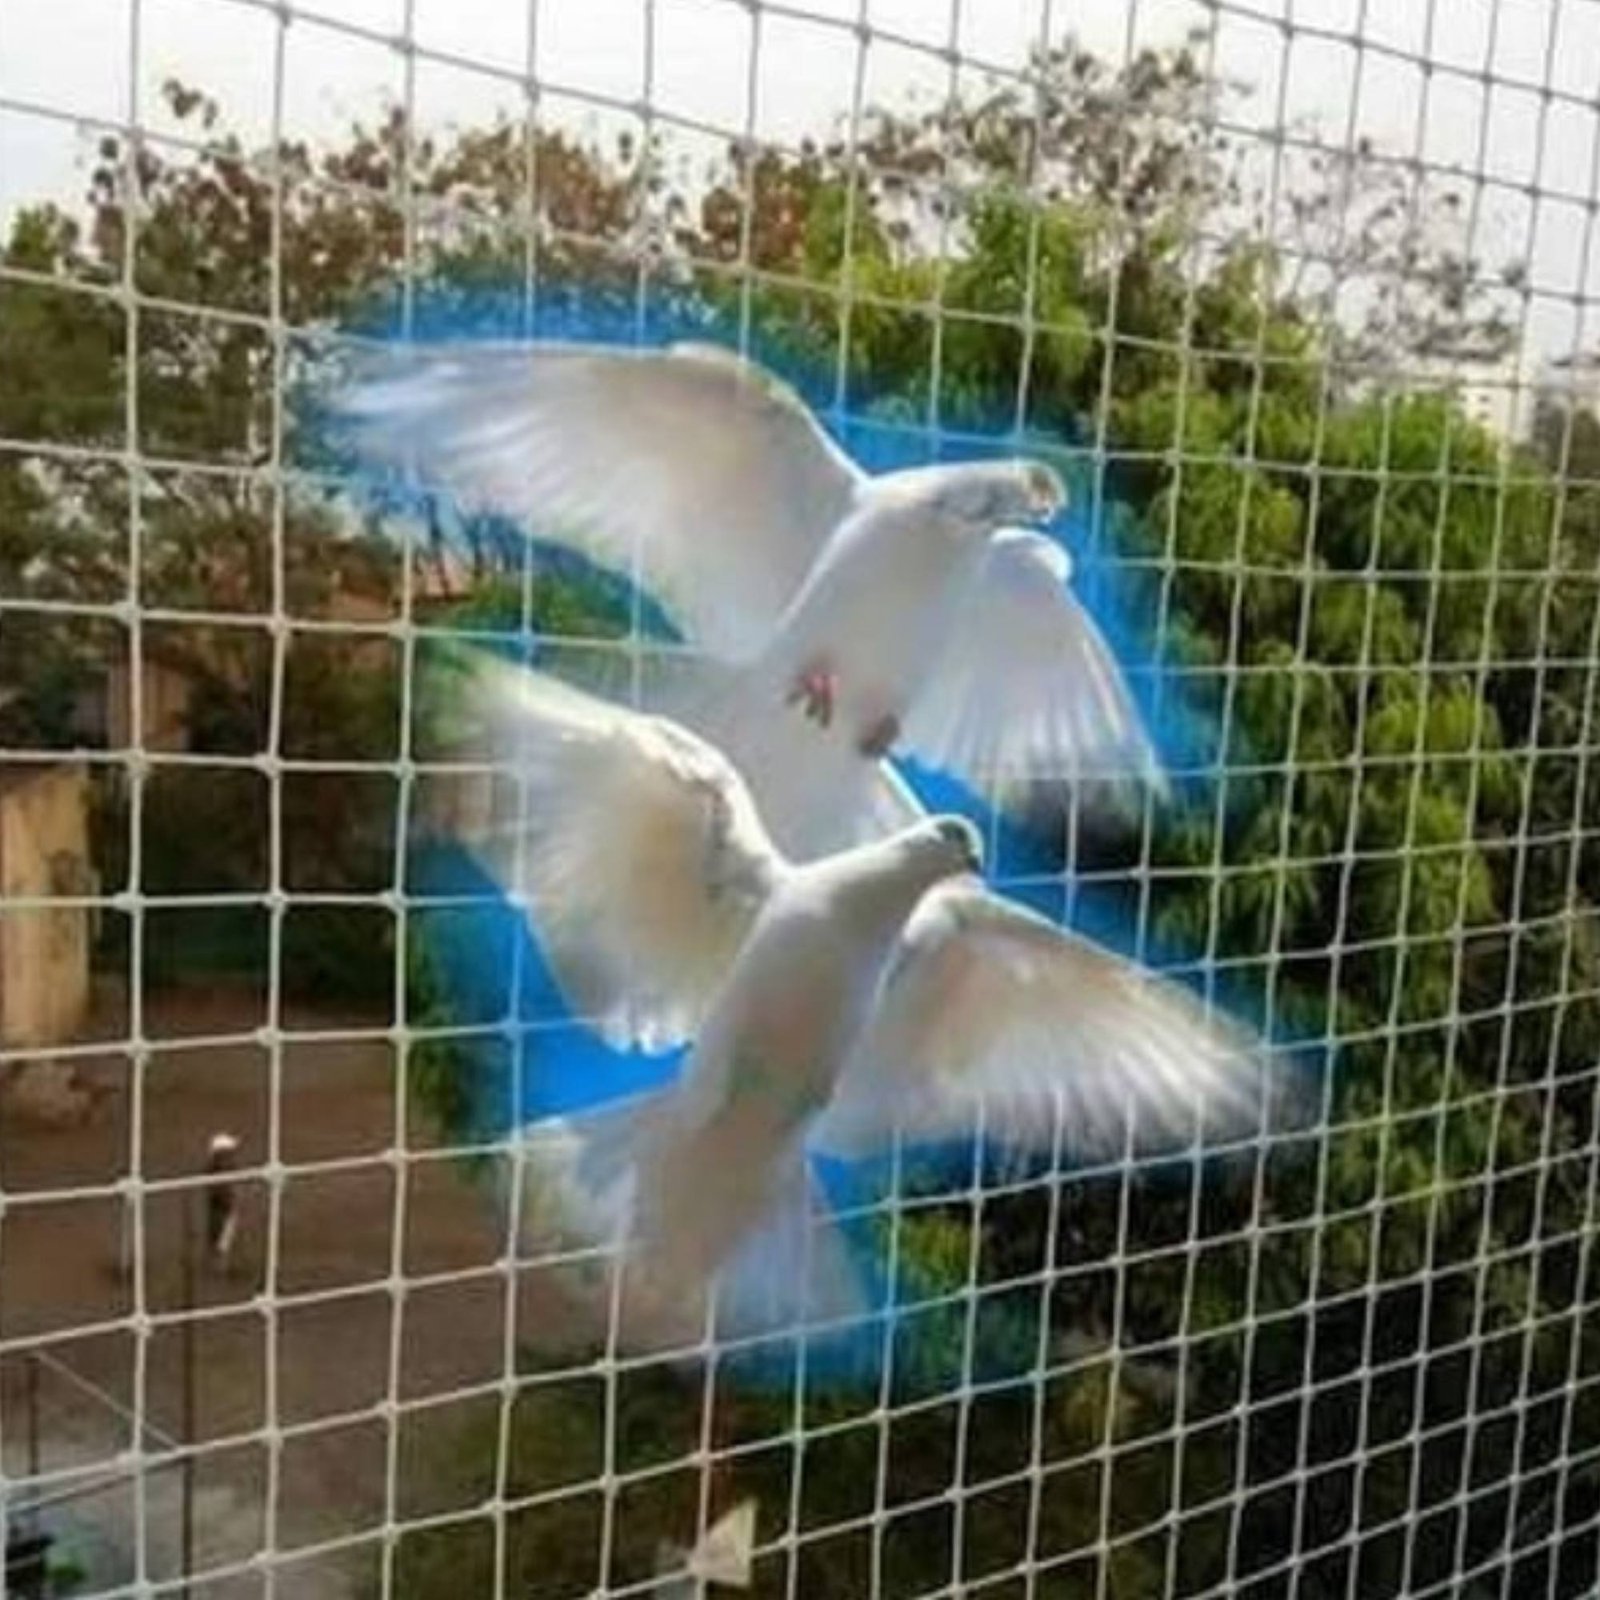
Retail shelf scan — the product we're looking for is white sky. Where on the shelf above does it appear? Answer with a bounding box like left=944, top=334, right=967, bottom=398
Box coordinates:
left=3, top=0, right=1600, bottom=363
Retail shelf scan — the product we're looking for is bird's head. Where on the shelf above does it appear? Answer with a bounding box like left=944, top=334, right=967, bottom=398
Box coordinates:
left=905, top=814, right=986, bottom=879
left=945, top=459, right=1067, bottom=528
left=872, top=459, right=1067, bottom=533
left=834, top=815, right=986, bottom=931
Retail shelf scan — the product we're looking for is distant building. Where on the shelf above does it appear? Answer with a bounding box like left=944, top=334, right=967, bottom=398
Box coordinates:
left=1540, top=351, right=1600, bottom=410
left=1409, top=342, right=1532, bottom=443
left=0, top=765, right=94, bottom=1048
left=100, top=658, right=195, bottom=753
left=1533, top=351, right=1600, bottom=446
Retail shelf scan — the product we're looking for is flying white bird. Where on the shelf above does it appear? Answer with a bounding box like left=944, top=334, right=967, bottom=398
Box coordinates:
left=339, top=340, right=1165, bottom=858
left=468, top=656, right=1265, bottom=1335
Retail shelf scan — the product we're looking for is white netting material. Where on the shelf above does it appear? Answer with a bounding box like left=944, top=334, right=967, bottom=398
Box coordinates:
left=3, top=0, right=1600, bottom=1597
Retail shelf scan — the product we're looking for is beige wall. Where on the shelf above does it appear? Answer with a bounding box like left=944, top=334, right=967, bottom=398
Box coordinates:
left=0, top=765, right=93, bottom=1048
left=105, top=659, right=194, bottom=753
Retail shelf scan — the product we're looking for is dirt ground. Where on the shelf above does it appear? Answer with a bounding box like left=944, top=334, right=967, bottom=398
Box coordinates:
left=0, top=981, right=589, bottom=1600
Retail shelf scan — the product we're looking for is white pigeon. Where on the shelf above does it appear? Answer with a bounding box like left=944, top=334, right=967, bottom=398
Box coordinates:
left=339, top=339, right=1165, bottom=859
left=467, top=656, right=1264, bottom=1335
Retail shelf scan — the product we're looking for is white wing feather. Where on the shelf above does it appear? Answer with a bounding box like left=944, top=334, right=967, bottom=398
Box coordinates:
left=901, top=529, right=1166, bottom=798
left=817, top=883, right=1266, bottom=1161
left=467, top=654, right=784, bottom=1049
left=339, top=340, right=861, bottom=658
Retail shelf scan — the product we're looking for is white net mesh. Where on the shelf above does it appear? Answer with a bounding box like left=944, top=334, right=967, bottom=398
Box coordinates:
left=4, top=0, right=1600, bottom=1596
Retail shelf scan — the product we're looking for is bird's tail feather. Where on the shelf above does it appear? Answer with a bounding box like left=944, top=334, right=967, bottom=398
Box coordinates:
left=519, top=1092, right=877, bottom=1346
left=710, top=1148, right=876, bottom=1340
left=517, top=1089, right=665, bottom=1253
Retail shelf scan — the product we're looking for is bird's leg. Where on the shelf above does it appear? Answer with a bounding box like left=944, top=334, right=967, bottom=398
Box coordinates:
left=785, top=657, right=838, bottom=728
left=856, top=711, right=901, bottom=759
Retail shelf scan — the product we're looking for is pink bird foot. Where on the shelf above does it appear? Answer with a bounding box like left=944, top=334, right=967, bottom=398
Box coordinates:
left=785, top=661, right=838, bottom=727
left=857, top=712, right=901, bottom=758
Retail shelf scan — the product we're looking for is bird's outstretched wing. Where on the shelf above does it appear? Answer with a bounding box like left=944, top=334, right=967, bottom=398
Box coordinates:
left=338, top=340, right=862, bottom=658
left=900, top=529, right=1166, bottom=801
left=467, top=653, right=785, bottom=1050
left=816, top=883, right=1267, bottom=1161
